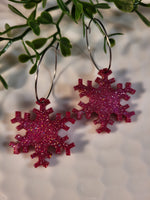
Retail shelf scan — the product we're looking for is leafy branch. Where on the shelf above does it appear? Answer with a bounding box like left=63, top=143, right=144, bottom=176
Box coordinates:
left=0, top=0, right=150, bottom=89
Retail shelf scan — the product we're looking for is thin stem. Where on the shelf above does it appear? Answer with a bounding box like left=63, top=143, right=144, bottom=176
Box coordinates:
left=0, top=0, right=69, bottom=59
left=140, top=2, right=150, bottom=7
left=89, top=0, right=93, bottom=4
left=39, top=33, right=59, bottom=56
left=12, top=28, right=31, bottom=41
left=47, top=32, right=58, bottom=39
left=8, top=0, right=31, bottom=3
left=56, top=12, right=65, bottom=25
left=40, top=37, right=57, bottom=56
left=22, top=40, right=34, bottom=63
left=46, top=0, right=72, bottom=12
left=45, top=4, right=59, bottom=12
left=56, top=12, right=64, bottom=38
left=0, top=28, right=31, bottom=41
left=0, top=28, right=31, bottom=56
left=0, top=24, right=28, bottom=35
left=82, top=14, right=86, bottom=37
left=30, top=32, right=59, bottom=59
left=0, top=37, right=11, bottom=41
left=0, top=40, right=13, bottom=56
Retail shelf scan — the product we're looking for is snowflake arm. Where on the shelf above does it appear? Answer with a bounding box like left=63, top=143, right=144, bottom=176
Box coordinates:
left=11, top=112, right=32, bottom=131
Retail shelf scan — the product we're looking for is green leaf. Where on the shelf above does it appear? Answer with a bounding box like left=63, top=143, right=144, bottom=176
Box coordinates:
left=42, top=0, right=47, bottom=8
left=103, top=32, right=123, bottom=53
left=8, top=4, right=27, bottom=19
left=57, top=0, right=70, bottom=14
left=80, top=2, right=96, bottom=18
left=29, top=63, right=37, bottom=74
left=28, top=9, right=36, bottom=22
left=35, top=52, right=40, bottom=60
left=71, top=2, right=83, bottom=22
left=109, top=38, right=115, bottom=47
left=32, top=38, right=47, bottom=49
left=60, top=37, right=72, bottom=56
left=0, top=75, right=8, bottom=89
left=5, top=23, right=10, bottom=30
left=37, top=11, right=53, bottom=24
left=28, top=20, right=40, bottom=35
left=113, top=0, right=135, bottom=12
left=95, top=3, right=110, bottom=9
left=72, top=0, right=78, bottom=4
left=5, top=23, right=11, bottom=37
left=26, top=40, right=35, bottom=49
left=24, top=2, right=36, bottom=9
left=18, top=54, right=31, bottom=62
left=135, top=10, right=150, bottom=26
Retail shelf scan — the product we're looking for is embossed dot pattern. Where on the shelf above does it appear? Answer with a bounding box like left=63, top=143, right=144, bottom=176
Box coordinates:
left=0, top=2, right=150, bottom=200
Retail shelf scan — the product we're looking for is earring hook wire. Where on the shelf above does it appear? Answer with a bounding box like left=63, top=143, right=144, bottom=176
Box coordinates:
left=85, top=18, right=112, bottom=71
left=35, top=43, right=59, bottom=102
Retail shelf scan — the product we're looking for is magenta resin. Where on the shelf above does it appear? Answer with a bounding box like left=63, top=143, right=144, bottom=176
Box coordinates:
left=73, top=68, right=136, bottom=133
left=10, top=98, right=75, bottom=168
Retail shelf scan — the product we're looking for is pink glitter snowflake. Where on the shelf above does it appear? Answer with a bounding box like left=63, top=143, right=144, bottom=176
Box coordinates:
left=10, top=98, right=75, bottom=168
left=73, top=68, right=136, bottom=133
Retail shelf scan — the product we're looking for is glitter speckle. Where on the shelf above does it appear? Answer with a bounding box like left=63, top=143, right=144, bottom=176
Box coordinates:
left=10, top=98, right=75, bottom=168
left=73, top=68, right=136, bottom=133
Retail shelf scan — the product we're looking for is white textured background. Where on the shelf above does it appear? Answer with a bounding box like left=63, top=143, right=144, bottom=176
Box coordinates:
left=0, top=1, right=150, bottom=200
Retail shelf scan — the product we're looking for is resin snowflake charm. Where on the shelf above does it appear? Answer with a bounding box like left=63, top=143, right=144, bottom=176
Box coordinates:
left=10, top=98, right=75, bottom=168
left=73, top=68, right=136, bottom=133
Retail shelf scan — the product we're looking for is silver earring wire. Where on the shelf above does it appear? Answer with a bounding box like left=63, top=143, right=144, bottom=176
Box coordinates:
left=85, top=18, right=112, bottom=71
left=35, top=43, right=59, bottom=102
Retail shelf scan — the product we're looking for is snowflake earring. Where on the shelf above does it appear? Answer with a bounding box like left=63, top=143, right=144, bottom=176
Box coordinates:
left=73, top=18, right=136, bottom=133
left=9, top=43, right=75, bottom=168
